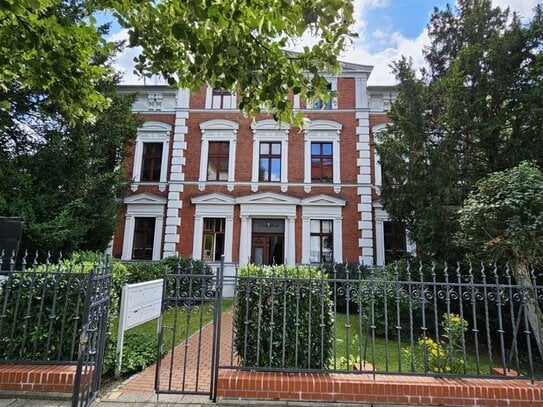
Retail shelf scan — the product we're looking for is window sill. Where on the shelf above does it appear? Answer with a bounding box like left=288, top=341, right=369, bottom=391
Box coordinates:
left=131, top=182, right=167, bottom=192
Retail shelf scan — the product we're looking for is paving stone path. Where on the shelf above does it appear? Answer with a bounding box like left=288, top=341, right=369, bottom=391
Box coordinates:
left=110, top=312, right=234, bottom=398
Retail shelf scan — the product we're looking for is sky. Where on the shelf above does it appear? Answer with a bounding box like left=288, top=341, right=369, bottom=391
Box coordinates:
left=106, top=0, right=542, bottom=86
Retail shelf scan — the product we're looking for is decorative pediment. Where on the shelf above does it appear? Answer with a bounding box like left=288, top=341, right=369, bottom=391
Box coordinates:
left=236, top=192, right=300, bottom=205
left=199, top=119, right=239, bottom=131
left=192, top=193, right=235, bottom=205
left=138, top=121, right=172, bottom=134
left=306, top=120, right=342, bottom=132
left=300, top=194, right=346, bottom=206
left=124, top=193, right=167, bottom=205
left=251, top=119, right=290, bottom=131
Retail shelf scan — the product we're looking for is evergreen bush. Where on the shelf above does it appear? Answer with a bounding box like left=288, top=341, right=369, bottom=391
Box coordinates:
left=233, top=264, right=333, bottom=369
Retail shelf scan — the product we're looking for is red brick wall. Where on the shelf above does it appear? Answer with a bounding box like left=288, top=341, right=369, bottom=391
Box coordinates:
left=217, top=370, right=543, bottom=406
left=0, top=364, right=92, bottom=394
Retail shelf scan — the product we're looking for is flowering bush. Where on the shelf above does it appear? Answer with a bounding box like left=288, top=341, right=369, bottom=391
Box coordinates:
left=406, top=313, right=468, bottom=374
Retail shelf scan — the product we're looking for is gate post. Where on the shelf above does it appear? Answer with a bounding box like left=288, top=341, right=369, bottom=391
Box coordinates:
left=210, top=255, right=225, bottom=401
left=72, top=258, right=112, bottom=407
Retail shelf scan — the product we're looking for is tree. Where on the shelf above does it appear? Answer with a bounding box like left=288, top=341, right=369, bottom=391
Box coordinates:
left=0, top=0, right=115, bottom=123
left=110, top=0, right=355, bottom=123
left=1, top=0, right=355, bottom=125
left=457, top=162, right=543, bottom=361
left=0, top=79, right=140, bottom=255
left=376, top=1, right=543, bottom=259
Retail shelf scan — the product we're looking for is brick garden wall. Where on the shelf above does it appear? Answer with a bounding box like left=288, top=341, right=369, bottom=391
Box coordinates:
left=217, top=370, right=543, bottom=406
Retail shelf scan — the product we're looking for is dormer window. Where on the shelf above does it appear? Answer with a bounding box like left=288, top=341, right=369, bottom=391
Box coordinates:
left=309, top=78, right=337, bottom=110
left=313, top=83, right=333, bottom=110
left=205, top=87, right=237, bottom=109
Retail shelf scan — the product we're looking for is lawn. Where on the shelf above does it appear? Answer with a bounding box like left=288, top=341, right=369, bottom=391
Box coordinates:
left=332, top=312, right=499, bottom=376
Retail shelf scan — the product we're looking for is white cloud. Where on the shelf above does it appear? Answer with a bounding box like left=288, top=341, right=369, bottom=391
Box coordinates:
left=108, top=0, right=541, bottom=87
left=108, top=29, right=143, bottom=84
left=493, top=0, right=540, bottom=18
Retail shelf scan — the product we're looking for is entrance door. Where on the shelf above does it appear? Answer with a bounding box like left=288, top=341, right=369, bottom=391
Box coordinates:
left=251, top=234, right=284, bottom=265
left=251, top=219, right=285, bottom=265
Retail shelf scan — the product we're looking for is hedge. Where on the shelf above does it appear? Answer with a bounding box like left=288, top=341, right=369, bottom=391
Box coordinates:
left=233, top=264, right=334, bottom=369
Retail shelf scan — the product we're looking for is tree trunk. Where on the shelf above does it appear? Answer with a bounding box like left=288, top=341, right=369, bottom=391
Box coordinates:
left=513, top=262, right=543, bottom=363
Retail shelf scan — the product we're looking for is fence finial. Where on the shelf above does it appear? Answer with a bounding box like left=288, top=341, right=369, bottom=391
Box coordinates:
left=21, top=250, right=28, bottom=271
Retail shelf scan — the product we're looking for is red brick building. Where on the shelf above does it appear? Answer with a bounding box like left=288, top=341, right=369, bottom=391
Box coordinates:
left=112, top=61, right=414, bottom=269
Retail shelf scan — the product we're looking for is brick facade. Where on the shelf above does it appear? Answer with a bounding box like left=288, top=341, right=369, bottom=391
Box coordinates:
left=112, top=62, right=403, bottom=267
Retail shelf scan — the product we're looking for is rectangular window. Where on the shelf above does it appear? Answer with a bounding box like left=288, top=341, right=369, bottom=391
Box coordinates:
left=313, top=83, right=333, bottom=109
left=132, top=217, right=155, bottom=260
left=309, top=220, right=333, bottom=263
left=212, top=88, right=233, bottom=109
left=311, top=142, right=333, bottom=182
left=202, top=218, right=225, bottom=261
left=384, top=221, right=407, bottom=264
left=141, top=142, right=163, bottom=182
left=207, top=141, right=229, bottom=181
left=259, top=142, right=281, bottom=182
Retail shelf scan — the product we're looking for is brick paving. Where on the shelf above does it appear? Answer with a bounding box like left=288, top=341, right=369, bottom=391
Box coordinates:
left=114, top=312, right=233, bottom=396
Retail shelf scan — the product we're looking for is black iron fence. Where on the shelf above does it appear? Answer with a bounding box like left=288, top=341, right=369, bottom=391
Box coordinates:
left=0, top=251, right=112, bottom=407
left=216, top=262, right=543, bottom=381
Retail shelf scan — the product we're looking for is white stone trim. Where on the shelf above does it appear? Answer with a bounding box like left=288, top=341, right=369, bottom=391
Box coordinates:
left=300, top=195, right=346, bottom=263
left=356, top=110, right=374, bottom=265
left=303, top=120, right=342, bottom=193
left=198, top=120, right=239, bottom=191
left=163, top=92, right=189, bottom=257
left=250, top=120, right=290, bottom=192
left=191, top=193, right=235, bottom=262
left=132, top=121, right=172, bottom=190
left=122, top=193, right=167, bottom=261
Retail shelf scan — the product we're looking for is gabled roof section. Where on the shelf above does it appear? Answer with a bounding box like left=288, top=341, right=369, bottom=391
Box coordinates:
left=340, top=60, right=373, bottom=74
left=236, top=192, right=300, bottom=205
left=300, top=194, right=346, bottom=206
left=191, top=193, right=236, bottom=205
left=124, top=193, right=167, bottom=205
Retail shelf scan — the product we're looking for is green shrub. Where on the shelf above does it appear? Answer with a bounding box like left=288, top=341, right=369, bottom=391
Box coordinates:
left=234, top=264, right=334, bottom=369
left=0, top=256, right=126, bottom=362
left=404, top=313, right=468, bottom=374
left=356, top=263, right=422, bottom=339
left=160, top=256, right=214, bottom=302
left=321, top=262, right=368, bottom=313
left=125, top=262, right=164, bottom=284
left=102, top=330, right=162, bottom=377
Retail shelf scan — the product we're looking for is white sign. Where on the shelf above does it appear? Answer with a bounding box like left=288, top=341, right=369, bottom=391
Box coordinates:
left=115, top=279, right=163, bottom=377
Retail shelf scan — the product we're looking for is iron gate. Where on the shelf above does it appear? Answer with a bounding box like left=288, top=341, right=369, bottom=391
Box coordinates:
left=72, top=259, right=112, bottom=407
left=155, top=258, right=224, bottom=400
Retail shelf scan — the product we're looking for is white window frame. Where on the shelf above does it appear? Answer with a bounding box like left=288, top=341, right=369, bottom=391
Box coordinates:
left=198, top=120, right=238, bottom=191
left=251, top=120, right=290, bottom=192
left=307, top=76, right=338, bottom=110
left=204, top=87, right=237, bottom=109
left=121, top=193, right=166, bottom=261
left=301, top=195, right=346, bottom=263
left=304, top=120, right=342, bottom=193
left=372, top=123, right=388, bottom=192
left=132, top=121, right=171, bottom=191
left=191, top=193, right=235, bottom=263
left=374, top=203, right=416, bottom=266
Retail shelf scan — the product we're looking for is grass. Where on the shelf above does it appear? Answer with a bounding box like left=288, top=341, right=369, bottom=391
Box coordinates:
left=111, top=299, right=233, bottom=349
left=330, top=312, right=518, bottom=376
